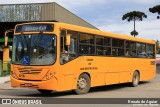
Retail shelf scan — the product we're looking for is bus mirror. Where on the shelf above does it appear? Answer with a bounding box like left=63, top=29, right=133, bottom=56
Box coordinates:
left=6, top=33, right=9, bottom=37
left=66, top=34, right=71, bottom=46
left=4, top=29, right=14, bottom=47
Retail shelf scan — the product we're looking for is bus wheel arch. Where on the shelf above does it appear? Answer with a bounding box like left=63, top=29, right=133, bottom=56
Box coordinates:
left=131, top=70, right=140, bottom=87
left=83, top=72, right=91, bottom=79
left=75, top=72, right=91, bottom=94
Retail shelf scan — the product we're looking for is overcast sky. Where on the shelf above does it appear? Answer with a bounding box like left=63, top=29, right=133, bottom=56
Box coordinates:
left=0, top=0, right=160, bottom=40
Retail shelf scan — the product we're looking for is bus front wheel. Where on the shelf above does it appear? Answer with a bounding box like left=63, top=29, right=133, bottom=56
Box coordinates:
left=37, top=89, right=52, bottom=94
left=75, top=73, right=91, bottom=94
left=131, top=71, right=140, bottom=87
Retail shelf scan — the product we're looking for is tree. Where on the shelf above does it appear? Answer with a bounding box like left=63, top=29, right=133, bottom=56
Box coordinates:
left=130, top=30, right=138, bottom=36
left=122, top=11, right=147, bottom=37
left=149, top=5, right=160, bottom=19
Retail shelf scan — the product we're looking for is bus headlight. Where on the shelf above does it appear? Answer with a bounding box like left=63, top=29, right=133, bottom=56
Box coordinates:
left=11, top=70, right=18, bottom=79
left=50, top=73, right=53, bottom=77
left=45, top=73, right=54, bottom=80
left=46, top=75, right=49, bottom=80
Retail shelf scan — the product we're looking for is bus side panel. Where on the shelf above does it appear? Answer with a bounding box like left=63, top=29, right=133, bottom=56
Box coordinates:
left=62, top=75, right=74, bottom=91
left=147, top=59, right=156, bottom=80
left=105, top=73, right=119, bottom=85
left=59, top=56, right=107, bottom=90
left=135, top=59, right=156, bottom=81
left=57, top=56, right=156, bottom=91
left=119, top=72, right=131, bottom=83
left=104, top=57, right=134, bottom=84
left=91, top=73, right=105, bottom=87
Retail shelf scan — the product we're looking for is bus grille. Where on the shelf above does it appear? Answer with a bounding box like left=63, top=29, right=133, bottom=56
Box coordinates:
left=18, top=68, right=42, bottom=74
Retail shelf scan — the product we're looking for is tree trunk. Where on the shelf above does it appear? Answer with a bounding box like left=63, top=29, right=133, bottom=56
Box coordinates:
left=134, top=18, right=136, bottom=37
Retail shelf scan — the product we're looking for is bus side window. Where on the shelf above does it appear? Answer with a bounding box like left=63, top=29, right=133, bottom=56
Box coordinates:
left=60, top=30, right=78, bottom=64
left=67, top=30, right=78, bottom=60
left=112, top=48, right=118, bottom=56
left=146, top=44, right=155, bottom=58
left=60, top=30, right=68, bottom=64
left=128, top=50, right=137, bottom=57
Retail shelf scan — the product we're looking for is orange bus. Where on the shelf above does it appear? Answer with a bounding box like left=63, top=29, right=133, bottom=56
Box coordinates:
left=10, top=22, right=156, bottom=94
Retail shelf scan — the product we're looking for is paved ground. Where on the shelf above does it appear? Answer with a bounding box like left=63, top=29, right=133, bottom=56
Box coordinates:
left=0, top=75, right=10, bottom=84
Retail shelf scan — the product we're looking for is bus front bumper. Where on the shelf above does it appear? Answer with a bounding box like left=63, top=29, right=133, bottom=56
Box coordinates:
left=10, top=75, right=58, bottom=91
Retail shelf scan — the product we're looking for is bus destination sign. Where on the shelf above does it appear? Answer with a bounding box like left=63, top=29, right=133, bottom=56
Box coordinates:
left=15, top=24, right=54, bottom=33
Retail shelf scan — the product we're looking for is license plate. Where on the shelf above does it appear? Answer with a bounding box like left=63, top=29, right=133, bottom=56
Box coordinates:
left=24, top=83, right=32, bottom=87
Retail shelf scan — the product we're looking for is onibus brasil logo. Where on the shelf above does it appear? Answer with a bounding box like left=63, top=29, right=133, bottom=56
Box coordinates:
left=1, top=99, right=42, bottom=104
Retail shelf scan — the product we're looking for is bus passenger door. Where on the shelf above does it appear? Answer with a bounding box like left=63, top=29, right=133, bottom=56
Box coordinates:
left=60, top=30, right=78, bottom=90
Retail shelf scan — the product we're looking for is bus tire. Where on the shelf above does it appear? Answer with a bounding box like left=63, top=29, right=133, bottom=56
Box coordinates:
left=37, top=89, right=52, bottom=94
left=75, top=73, right=91, bottom=94
left=131, top=71, right=140, bottom=87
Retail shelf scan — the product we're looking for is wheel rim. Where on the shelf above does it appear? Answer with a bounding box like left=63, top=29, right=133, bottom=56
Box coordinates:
left=77, top=77, right=87, bottom=90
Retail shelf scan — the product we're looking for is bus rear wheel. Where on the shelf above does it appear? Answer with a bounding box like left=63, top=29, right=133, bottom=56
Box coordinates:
left=37, top=89, right=52, bottom=94
left=131, top=71, right=140, bottom=87
left=75, top=73, right=91, bottom=94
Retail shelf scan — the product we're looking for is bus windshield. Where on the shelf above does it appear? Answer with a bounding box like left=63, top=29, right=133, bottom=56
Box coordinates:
left=12, top=34, right=56, bottom=65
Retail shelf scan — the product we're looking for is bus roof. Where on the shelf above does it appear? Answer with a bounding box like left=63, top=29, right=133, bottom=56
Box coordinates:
left=15, top=22, right=155, bottom=44
left=57, top=22, right=155, bottom=44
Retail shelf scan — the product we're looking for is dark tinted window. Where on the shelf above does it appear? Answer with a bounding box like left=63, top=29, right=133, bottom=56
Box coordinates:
left=79, top=33, right=95, bottom=55
left=79, top=45, right=95, bottom=55
left=95, top=36, right=111, bottom=56
left=130, top=42, right=136, bottom=49
left=112, top=39, right=119, bottom=47
left=112, top=39, right=124, bottom=48
left=137, top=43, right=147, bottom=58
left=112, top=39, right=125, bottom=56
left=146, top=44, right=155, bottom=58
left=125, top=41, right=130, bottom=48
left=79, top=33, right=94, bottom=44
left=125, top=41, right=137, bottom=57
left=96, top=36, right=103, bottom=45
left=104, top=37, right=111, bottom=46
left=104, top=47, right=111, bottom=55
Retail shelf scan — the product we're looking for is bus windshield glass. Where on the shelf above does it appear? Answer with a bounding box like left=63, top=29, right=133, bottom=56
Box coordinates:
left=12, top=34, right=56, bottom=65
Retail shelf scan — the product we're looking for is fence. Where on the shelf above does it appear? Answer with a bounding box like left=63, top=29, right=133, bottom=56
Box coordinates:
left=0, top=60, right=10, bottom=76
